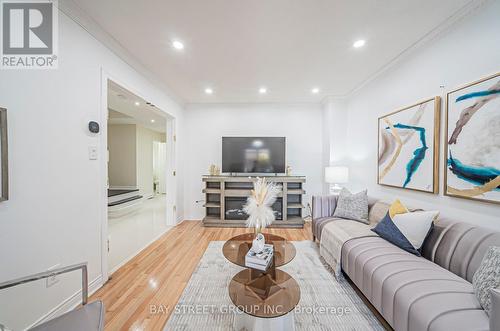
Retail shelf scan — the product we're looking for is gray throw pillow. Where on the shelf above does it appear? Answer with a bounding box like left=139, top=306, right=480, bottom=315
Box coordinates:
left=333, top=188, right=369, bottom=224
left=473, top=246, right=500, bottom=315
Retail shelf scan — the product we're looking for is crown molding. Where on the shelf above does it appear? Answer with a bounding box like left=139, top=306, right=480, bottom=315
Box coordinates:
left=58, top=0, right=186, bottom=108
left=320, top=95, right=348, bottom=107
left=58, top=0, right=490, bottom=106
left=185, top=101, right=323, bottom=109
left=343, top=0, right=493, bottom=99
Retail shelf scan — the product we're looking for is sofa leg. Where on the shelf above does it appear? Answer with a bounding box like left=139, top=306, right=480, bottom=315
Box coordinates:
left=313, top=235, right=316, bottom=242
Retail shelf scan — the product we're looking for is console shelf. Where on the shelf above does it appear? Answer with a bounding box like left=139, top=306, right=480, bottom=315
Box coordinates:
left=202, top=175, right=306, bottom=228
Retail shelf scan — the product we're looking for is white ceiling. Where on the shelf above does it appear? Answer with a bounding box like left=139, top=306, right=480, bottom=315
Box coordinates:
left=108, top=80, right=167, bottom=133
left=73, top=0, right=478, bottom=103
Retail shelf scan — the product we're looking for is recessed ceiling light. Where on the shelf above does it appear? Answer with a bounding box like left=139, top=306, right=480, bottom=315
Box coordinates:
left=311, top=87, right=320, bottom=94
left=259, top=87, right=267, bottom=94
left=151, top=119, right=155, bottom=123
left=134, top=101, right=140, bottom=106
left=353, top=39, right=366, bottom=48
left=172, top=40, right=184, bottom=50
left=205, top=88, right=213, bottom=95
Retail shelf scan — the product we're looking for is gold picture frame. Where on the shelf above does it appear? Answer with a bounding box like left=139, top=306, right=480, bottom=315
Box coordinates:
left=0, top=107, right=8, bottom=202
left=377, top=97, right=441, bottom=194
left=444, top=72, right=500, bottom=204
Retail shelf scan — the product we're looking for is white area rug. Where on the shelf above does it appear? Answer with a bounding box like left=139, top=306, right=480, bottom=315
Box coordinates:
left=164, top=241, right=384, bottom=330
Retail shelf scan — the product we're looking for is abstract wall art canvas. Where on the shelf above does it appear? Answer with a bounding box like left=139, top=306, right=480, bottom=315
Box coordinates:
left=378, top=97, right=440, bottom=193
left=0, top=107, right=8, bottom=202
left=445, top=73, right=500, bottom=204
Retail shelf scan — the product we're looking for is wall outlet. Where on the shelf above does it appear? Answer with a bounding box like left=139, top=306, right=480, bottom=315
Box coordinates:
left=46, top=264, right=60, bottom=288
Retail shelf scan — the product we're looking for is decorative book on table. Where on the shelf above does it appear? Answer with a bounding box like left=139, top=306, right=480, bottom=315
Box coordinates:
left=245, top=244, right=274, bottom=271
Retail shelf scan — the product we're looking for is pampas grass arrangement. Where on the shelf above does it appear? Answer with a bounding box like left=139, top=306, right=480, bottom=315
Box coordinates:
left=243, top=178, right=281, bottom=232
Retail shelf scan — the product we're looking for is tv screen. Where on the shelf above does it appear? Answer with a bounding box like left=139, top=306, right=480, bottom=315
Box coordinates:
left=222, top=137, right=286, bottom=173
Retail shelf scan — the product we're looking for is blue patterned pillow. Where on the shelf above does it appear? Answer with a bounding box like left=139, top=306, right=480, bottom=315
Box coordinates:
left=371, top=212, right=421, bottom=256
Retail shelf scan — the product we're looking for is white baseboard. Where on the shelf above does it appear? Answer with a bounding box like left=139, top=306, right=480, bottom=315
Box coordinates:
left=143, top=192, right=154, bottom=200
left=27, top=275, right=104, bottom=330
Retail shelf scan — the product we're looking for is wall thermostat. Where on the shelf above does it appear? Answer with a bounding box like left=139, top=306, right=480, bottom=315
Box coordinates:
left=88, top=121, right=100, bottom=133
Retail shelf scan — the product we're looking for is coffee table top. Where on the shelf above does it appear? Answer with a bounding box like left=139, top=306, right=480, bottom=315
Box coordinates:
left=222, top=233, right=296, bottom=268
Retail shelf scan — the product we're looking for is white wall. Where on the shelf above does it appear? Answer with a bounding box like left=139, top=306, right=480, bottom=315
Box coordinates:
left=136, top=126, right=165, bottom=198
left=108, top=123, right=166, bottom=196
left=153, top=141, right=168, bottom=194
left=183, top=103, right=323, bottom=220
left=108, top=124, right=137, bottom=187
left=321, top=98, right=348, bottom=194
left=342, top=1, right=500, bottom=230
left=0, top=10, right=184, bottom=330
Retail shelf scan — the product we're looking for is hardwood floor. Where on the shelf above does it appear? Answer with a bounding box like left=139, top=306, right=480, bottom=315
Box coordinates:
left=91, top=221, right=312, bottom=331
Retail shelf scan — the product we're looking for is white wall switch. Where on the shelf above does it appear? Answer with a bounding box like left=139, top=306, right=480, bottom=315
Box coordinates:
left=89, top=146, right=98, bottom=160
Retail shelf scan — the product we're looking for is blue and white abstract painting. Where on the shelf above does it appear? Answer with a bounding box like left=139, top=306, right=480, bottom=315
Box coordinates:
left=445, top=73, right=500, bottom=204
left=378, top=97, right=439, bottom=193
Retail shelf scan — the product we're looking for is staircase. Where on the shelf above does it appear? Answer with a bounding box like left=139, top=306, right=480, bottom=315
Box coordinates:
left=108, top=189, right=143, bottom=217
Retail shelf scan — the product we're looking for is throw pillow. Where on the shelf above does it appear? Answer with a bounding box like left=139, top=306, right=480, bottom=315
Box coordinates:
left=371, top=212, right=421, bottom=256
left=391, top=210, right=439, bottom=250
left=389, top=199, right=409, bottom=219
left=332, top=188, right=369, bottom=224
left=368, top=201, right=390, bottom=225
left=473, top=246, right=500, bottom=315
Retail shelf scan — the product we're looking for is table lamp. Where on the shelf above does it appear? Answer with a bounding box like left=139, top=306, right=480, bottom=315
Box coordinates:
left=325, top=166, right=349, bottom=195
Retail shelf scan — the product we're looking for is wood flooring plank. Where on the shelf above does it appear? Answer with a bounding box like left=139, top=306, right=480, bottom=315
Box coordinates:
left=90, top=220, right=312, bottom=331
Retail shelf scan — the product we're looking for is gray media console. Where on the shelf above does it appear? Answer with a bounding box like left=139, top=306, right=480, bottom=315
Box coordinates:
left=202, top=175, right=306, bottom=228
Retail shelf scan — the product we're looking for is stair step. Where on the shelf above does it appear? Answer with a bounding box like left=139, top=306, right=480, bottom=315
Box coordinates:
left=108, top=189, right=141, bottom=204
left=108, top=195, right=143, bottom=207
left=108, top=189, right=139, bottom=197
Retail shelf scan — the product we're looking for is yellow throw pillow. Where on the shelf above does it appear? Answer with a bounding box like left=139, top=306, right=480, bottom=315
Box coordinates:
left=389, top=199, right=409, bottom=219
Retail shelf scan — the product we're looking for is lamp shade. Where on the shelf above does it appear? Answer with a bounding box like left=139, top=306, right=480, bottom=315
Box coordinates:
left=325, top=166, right=349, bottom=184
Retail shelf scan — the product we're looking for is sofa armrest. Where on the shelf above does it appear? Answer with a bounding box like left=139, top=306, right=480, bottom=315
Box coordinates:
left=311, top=195, right=338, bottom=220
left=491, top=288, right=500, bottom=331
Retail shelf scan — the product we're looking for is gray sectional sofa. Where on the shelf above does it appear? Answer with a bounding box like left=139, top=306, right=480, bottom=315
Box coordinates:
left=312, top=195, right=500, bottom=331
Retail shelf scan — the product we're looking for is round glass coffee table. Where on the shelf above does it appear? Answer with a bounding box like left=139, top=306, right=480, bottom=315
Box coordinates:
left=222, top=233, right=300, bottom=330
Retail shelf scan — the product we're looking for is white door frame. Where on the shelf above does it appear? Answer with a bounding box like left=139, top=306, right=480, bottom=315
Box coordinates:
left=99, top=68, right=177, bottom=283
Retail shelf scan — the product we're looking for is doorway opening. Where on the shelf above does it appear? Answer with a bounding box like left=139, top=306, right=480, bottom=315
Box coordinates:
left=105, top=79, right=174, bottom=274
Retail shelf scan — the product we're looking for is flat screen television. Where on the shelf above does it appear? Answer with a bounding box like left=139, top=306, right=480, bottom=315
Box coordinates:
left=222, top=137, right=286, bottom=174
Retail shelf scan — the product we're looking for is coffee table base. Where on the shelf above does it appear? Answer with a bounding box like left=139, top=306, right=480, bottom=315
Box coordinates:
left=228, top=269, right=300, bottom=318
left=234, top=311, right=295, bottom=331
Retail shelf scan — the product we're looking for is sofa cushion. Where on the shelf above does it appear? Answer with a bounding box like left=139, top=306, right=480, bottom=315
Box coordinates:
left=341, top=237, right=489, bottom=331
left=422, top=221, right=500, bottom=282
left=319, top=218, right=376, bottom=276
left=312, top=216, right=339, bottom=241
left=311, top=195, right=338, bottom=219
left=333, top=188, right=369, bottom=224
left=368, top=201, right=390, bottom=225
left=491, top=289, right=500, bottom=331
left=473, top=246, right=500, bottom=315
